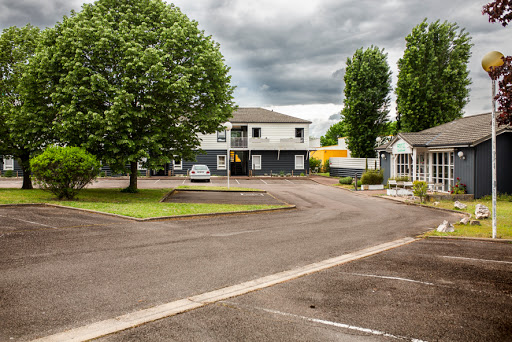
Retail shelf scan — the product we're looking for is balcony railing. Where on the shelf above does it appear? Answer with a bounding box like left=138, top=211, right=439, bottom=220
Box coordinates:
left=231, top=137, right=248, bottom=148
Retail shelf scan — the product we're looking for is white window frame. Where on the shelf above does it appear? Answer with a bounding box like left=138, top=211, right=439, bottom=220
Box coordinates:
left=252, top=155, right=262, bottom=170
left=174, top=157, right=182, bottom=170
left=217, top=130, right=226, bottom=142
left=217, top=155, right=227, bottom=170
left=3, top=156, right=14, bottom=171
left=252, top=127, right=261, bottom=138
left=294, top=155, right=304, bottom=170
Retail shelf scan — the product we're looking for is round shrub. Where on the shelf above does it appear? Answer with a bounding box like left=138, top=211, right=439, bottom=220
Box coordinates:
left=360, top=169, right=384, bottom=185
left=339, top=176, right=353, bottom=185
left=30, top=146, right=101, bottom=200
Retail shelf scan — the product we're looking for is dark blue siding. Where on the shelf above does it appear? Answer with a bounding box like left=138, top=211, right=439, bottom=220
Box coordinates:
left=176, top=150, right=228, bottom=176
left=330, top=168, right=365, bottom=178
left=454, top=148, right=475, bottom=196
left=0, top=156, right=23, bottom=177
left=380, top=152, right=391, bottom=183
left=249, top=150, right=309, bottom=176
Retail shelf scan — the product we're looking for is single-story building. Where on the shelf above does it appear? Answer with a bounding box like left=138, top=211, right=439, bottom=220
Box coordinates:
left=376, top=112, right=512, bottom=198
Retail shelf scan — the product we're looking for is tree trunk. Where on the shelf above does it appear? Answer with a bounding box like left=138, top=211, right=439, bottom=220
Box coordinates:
left=129, top=161, right=138, bottom=190
left=20, top=153, right=33, bottom=190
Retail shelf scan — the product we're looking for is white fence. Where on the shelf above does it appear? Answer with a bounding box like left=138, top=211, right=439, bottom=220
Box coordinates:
left=329, top=157, right=380, bottom=170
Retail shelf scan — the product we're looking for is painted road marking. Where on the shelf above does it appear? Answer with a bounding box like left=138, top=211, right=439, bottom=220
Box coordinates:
left=442, top=255, right=512, bottom=265
left=211, top=230, right=256, bottom=237
left=236, top=179, right=240, bottom=184
left=222, top=302, right=427, bottom=342
left=285, top=179, right=294, bottom=184
left=31, top=237, right=417, bottom=342
left=260, top=179, right=268, bottom=184
left=342, top=272, right=435, bottom=286
left=154, top=179, right=160, bottom=184
left=0, top=214, right=58, bottom=230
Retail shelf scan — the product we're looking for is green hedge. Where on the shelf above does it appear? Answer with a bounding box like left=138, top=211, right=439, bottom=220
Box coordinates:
left=360, top=169, right=383, bottom=185
left=339, top=176, right=353, bottom=185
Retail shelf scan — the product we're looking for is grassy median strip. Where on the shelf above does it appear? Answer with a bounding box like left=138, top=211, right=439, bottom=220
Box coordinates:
left=0, top=188, right=285, bottom=218
left=421, top=198, right=512, bottom=239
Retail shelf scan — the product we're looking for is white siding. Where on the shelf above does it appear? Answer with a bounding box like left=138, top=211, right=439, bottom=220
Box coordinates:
left=199, top=132, right=228, bottom=150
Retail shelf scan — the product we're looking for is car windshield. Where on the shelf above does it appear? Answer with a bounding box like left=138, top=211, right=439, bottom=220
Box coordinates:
left=193, top=165, right=209, bottom=171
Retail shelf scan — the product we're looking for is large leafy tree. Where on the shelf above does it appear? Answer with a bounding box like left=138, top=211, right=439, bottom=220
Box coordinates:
left=482, top=1, right=512, bottom=125
left=0, top=24, right=42, bottom=189
left=396, top=19, right=472, bottom=132
left=342, top=46, right=392, bottom=158
left=320, top=120, right=347, bottom=146
left=24, top=0, right=235, bottom=191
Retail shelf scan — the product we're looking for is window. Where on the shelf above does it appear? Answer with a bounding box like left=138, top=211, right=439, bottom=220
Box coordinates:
left=217, top=130, right=226, bottom=142
left=295, top=155, right=304, bottom=170
left=217, top=155, right=227, bottom=170
left=3, top=156, right=14, bottom=171
left=395, top=153, right=412, bottom=178
left=295, top=128, right=304, bottom=143
left=174, top=157, right=182, bottom=170
left=252, top=155, right=261, bottom=170
left=252, top=127, right=261, bottom=138
left=431, top=152, right=454, bottom=191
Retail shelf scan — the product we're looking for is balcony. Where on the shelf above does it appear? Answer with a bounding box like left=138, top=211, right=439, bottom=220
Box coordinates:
left=230, top=137, right=248, bottom=148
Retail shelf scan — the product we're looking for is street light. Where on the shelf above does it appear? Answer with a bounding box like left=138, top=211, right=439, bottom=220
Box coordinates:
left=223, top=122, right=232, bottom=189
left=481, top=50, right=504, bottom=239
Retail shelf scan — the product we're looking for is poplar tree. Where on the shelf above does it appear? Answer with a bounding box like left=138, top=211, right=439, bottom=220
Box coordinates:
left=342, top=46, right=392, bottom=158
left=396, top=19, right=472, bottom=132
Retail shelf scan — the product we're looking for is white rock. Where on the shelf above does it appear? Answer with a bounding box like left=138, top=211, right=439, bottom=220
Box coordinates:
left=437, top=220, right=455, bottom=232
left=459, top=216, right=470, bottom=225
left=454, top=201, right=467, bottom=210
left=475, top=204, right=490, bottom=219
left=433, top=202, right=440, bottom=206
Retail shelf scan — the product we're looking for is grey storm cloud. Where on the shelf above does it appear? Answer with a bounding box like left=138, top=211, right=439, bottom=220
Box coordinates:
left=0, top=0, right=510, bottom=128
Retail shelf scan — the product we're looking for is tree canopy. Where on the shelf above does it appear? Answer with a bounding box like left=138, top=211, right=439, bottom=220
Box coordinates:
left=0, top=24, right=42, bottom=189
left=482, top=1, right=512, bottom=125
left=23, top=0, right=236, bottom=190
left=320, top=120, right=347, bottom=146
left=396, top=19, right=472, bottom=132
left=342, top=46, right=392, bottom=158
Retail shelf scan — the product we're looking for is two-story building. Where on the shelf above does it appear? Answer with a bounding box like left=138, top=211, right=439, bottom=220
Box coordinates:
left=171, top=107, right=312, bottom=176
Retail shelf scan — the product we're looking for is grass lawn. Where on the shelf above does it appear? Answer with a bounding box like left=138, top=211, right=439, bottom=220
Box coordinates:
left=0, top=188, right=285, bottom=219
left=421, top=198, right=512, bottom=240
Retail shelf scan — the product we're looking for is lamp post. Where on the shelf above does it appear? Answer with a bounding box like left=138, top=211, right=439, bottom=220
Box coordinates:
left=223, top=122, right=233, bottom=189
left=482, top=51, right=504, bottom=239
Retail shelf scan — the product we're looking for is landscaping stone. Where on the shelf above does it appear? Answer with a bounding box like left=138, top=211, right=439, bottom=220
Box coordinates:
left=475, top=204, right=490, bottom=219
left=454, top=201, right=467, bottom=210
left=470, top=220, right=481, bottom=226
left=433, top=201, right=440, bottom=206
left=460, top=216, right=470, bottom=225
left=436, top=220, right=454, bottom=232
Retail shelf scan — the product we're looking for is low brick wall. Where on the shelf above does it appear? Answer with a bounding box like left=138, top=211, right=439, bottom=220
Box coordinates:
left=426, top=194, right=474, bottom=202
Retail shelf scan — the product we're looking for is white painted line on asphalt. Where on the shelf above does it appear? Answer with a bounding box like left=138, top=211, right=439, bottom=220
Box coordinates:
left=260, top=179, right=268, bottom=184
left=211, top=230, right=256, bottom=237
left=342, top=272, right=435, bottom=286
left=236, top=179, right=240, bottom=184
left=441, top=255, right=512, bottom=265
left=285, top=179, right=293, bottom=184
left=233, top=304, right=427, bottom=342
left=182, top=179, right=186, bottom=184
left=0, top=214, right=58, bottom=230
left=154, top=179, right=160, bottom=184
left=31, top=237, right=417, bottom=342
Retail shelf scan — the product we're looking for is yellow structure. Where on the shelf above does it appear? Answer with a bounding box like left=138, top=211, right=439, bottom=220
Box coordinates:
left=310, top=137, right=350, bottom=166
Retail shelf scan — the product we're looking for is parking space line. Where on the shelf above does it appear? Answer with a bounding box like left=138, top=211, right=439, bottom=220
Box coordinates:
left=0, top=214, right=58, bottom=230
left=441, top=255, right=512, bottom=265
left=31, top=237, right=416, bottom=342
left=154, top=179, right=160, bottom=184
left=260, top=179, right=268, bottom=184
left=236, top=179, right=240, bottom=184
left=222, top=302, right=427, bottom=342
left=182, top=179, right=186, bottom=184
left=285, top=179, right=294, bottom=184
left=341, top=272, right=434, bottom=286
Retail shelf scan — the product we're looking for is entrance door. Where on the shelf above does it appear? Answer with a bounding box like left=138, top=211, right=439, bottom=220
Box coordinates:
left=230, top=151, right=248, bottom=176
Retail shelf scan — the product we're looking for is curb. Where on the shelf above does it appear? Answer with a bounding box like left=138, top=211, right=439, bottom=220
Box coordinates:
left=2, top=202, right=295, bottom=222
left=424, top=236, right=512, bottom=244
left=377, top=195, right=470, bottom=217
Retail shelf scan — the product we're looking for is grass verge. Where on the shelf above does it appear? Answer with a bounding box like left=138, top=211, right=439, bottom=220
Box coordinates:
left=0, top=188, right=285, bottom=218
left=420, top=198, right=512, bottom=239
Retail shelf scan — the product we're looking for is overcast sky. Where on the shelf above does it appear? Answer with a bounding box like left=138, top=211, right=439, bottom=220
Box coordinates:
left=1, top=0, right=510, bottom=137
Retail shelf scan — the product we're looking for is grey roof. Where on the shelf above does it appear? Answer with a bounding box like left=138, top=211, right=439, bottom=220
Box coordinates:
left=398, top=113, right=511, bottom=148
left=230, top=107, right=312, bottom=124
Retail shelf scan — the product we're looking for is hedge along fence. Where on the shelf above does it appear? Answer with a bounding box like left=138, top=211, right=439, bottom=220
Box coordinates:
left=329, top=157, right=380, bottom=178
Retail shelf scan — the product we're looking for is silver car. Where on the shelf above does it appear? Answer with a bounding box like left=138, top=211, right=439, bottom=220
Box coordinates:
left=190, top=164, right=211, bottom=182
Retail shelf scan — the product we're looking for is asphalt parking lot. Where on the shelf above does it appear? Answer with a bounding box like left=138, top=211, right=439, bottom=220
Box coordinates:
left=99, top=238, right=512, bottom=342
left=2, top=177, right=510, bottom=341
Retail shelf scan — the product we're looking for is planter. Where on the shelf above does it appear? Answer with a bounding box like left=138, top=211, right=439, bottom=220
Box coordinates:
left=387, top=189, right=413, bottom=196
left=361, top=184, right=384, bottom=190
